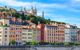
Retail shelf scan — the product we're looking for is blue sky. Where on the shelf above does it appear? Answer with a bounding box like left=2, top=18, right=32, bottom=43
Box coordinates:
left=0, top=0, right=80, bottom=27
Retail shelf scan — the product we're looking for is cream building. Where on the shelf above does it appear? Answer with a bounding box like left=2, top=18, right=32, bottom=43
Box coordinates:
left=22, top=28, right=34, bottom=44
left=0, top=19, right=10, bottom=46
left=22, top=21, right=37, bottom=44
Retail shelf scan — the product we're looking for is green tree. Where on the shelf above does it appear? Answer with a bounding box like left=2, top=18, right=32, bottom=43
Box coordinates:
left=9, top=40, right=16, bottom=45
left=31, top=41, right=38, bottom=45
left=26, top=42, right=31, bottom=45
left=64, top=42, right=70, bottom=47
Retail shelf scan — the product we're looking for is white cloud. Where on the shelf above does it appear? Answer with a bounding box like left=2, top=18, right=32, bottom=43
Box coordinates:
left=71, top=0, right=80, bottom=3
left=0, top=0, right=80, bottom=12
left=0, top=0, right=32, bottom=7
left=0, top=0, right=67, bottom=9
left=69, top=0, right=80, bottom=10
left=0, top=0, right=79, bottom=12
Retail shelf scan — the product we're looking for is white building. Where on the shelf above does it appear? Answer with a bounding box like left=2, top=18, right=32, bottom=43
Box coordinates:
left=65, top=24, right=77, bottom=42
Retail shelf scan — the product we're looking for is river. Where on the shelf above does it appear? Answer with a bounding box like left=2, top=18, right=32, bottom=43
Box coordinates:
left=0, top=46, right=80, bottom=50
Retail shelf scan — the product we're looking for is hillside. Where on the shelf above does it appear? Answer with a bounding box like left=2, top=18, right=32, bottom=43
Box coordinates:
left=0, top=6, right=65, bottom=25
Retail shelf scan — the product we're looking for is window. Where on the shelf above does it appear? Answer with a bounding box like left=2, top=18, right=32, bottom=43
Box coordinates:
left=0, top=35, right=1, bottom=37
left=28, top=33, right=32, bottom=35
left=20, top=28, right=22, bottom=30
left=23, top=33, right=26, bottom=35
left=16, top=28, right=17, bottom=30
left=28, top=30, right=32, bottom=32
left=23, top=37, right=27, bottom=39
left=52, top=34, right=53, bottom=36
left=20, top=32, right=22, bottom=33
left=10, top=35, right=12, bottom=37
left=5, top=31, right=7, bottom=33
left=50, top=34, right=51, bottom=36
left=0, top=31, right=2, bottom=33
left=28, top=37, right=32, bottom=39
left=5, top=24, right=8, bottom=26
left=0, top=39, right=1, bottom=41
left=5, top=35, right=7, bottom=37
left=11, top=28, right=14, bottom=30
left=16, top=35, right=17, bottom=37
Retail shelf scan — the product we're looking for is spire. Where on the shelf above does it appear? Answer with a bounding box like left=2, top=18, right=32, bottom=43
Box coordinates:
left=34, top=6, right=37, bottom=11
left=31, top=5, right=34, bottom=10
left=31, top=0, right=34, bottom=9
left=24, top=7, right=26, bottom=12
left=42, top=11, right=44, bottom=18
left=33, top=6, right=37, bottom=16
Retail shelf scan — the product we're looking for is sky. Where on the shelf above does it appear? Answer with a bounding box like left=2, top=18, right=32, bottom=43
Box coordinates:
left=0, top=0, right=80, bottom=27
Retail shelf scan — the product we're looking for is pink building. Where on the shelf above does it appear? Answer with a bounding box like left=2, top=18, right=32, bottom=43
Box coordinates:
left=44, top=23, right=65, bottom=43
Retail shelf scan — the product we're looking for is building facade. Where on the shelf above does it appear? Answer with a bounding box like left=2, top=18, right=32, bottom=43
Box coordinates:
left=77, top=29, right=80, bottom=42
left=9, top=17, right=22, bottom=45
left=22, top=21, right=38, bottom=44
left=44, top=22, right=65, bottom=43
left=22, top=28, right=35, bottom=44
left=37, top=22, right=65, bottom=43
left=0, top=19, right=10, bottom=46
left=65, top=24, right=77, bottom=42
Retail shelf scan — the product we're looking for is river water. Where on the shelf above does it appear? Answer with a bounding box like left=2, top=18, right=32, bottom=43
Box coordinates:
left=32, top=47, right=80, bottom=50
left=0, top=46, right=80, bottom=50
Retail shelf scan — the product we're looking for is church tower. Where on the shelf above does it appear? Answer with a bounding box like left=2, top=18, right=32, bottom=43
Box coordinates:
left=31, top=6, right=37, bottom=16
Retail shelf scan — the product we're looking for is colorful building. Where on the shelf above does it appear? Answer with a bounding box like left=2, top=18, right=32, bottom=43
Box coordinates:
left=9, top=17, right=22, bottom=45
